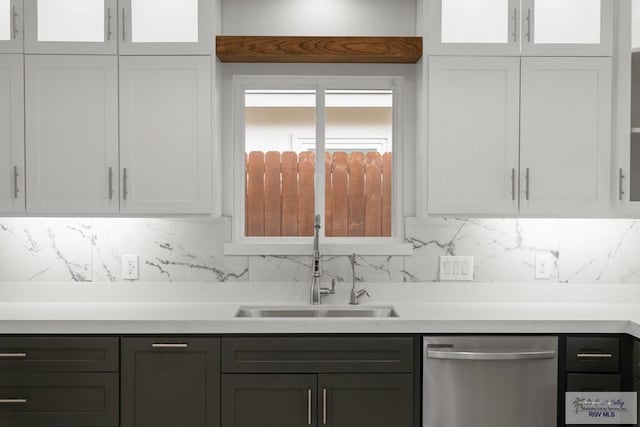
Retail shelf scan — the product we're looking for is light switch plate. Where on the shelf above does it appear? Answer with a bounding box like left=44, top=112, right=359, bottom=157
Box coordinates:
left=439, top=256, right=474, bottom=281
left=122, top=254, right=139, bottom=281
left=535, top=254, right=553, bottom=280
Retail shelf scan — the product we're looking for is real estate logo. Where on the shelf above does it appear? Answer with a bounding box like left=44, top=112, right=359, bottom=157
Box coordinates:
left=566, top=392, right=637, bottom=425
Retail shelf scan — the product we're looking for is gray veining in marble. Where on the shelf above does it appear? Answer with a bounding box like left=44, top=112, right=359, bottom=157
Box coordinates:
left=1, top=216, right=640, bottom=284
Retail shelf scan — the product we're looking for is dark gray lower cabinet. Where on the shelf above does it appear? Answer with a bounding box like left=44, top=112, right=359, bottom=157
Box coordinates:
left=222, top=374, right=318, bottom=427
left=121, top=337, right=221, bottom=427
left=222, top=374, right=413, bottom=427
left=0, top=373, right=119, bottom=427
left=319, top=374, right=413, bottom=427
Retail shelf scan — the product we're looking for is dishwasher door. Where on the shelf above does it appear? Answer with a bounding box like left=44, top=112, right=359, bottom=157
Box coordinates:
left=423, top=336, right=558, bottom=427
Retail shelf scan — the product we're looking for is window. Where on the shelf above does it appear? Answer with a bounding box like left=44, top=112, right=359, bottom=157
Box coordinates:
left=233, top=76, right=402, bottom=244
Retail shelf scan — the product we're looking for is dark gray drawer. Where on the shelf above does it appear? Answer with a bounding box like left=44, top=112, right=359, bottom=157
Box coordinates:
left=222, top=337, right=414, bottom=373
left=566, top=337, right=619, bottom=373
left=0, top=337, right=119, bottom=372
left=0, top=373, right=119, bottom=427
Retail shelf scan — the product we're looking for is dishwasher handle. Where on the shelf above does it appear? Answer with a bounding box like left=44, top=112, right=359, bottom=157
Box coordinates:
left=427, top=350, right=556, bottom=361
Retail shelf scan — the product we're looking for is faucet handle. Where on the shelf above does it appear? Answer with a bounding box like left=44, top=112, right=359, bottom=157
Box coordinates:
left=330, top=278, right=336, bottom=294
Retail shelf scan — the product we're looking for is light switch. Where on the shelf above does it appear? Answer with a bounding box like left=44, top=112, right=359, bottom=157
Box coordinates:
left=439, top=256, right=474, bottom=281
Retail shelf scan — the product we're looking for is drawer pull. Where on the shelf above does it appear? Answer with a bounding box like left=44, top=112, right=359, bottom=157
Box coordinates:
left=151, top=343, right=188, bottom=349
left=0, top=353, right=27, bottom=358
left=307, top=389, right=312, bottom=425
left=576, top=353, right=613, bottom=359
left=0, top=399, right=27, bottom=404
left=323, top=388, right=328, bottom=425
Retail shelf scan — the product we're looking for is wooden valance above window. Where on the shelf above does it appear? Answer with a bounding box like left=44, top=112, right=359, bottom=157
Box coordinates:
left=216, top=36, right=423, bottom=63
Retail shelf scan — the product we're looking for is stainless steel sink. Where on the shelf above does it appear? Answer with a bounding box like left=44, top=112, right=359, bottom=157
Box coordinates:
left=234, top=306, right=399, bottom=318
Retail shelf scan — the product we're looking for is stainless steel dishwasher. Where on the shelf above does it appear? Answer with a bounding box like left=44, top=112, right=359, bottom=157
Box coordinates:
left=423, top=336, right=558, bottom=427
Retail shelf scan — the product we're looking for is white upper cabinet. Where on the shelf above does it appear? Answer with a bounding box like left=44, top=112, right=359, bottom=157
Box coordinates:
left=0, top=55, right=25, bottom=213
left=521, top=0, right=613, bottom=56
left=119, top=0, right=212, bottom=55
left=520, top=57, right=612, bottom=216
left=25, top=55, right=119, bottom=214
left=24, top=0, right=117, bottom=54
left=428, top=0, right=520, bottom=55
left=119, top=56, right=212, bottom=214
left=427, top=0, right=613, bottom=56
left=428, top=56, right=520, bottom=215
left=0, top=0, right=23, bottom=53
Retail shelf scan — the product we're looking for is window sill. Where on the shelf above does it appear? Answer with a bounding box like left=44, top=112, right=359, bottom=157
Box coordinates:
left=224, top=242, right=414, bottom=256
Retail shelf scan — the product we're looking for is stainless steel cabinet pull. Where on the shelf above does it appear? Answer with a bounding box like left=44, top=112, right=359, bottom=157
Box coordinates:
left=525, top=168, right=530, bottom=200
left=106, top=7, right=112, bottom=41
left=619, top=168, right=625, bottom=201
left=123, top=168, right=128, bottom=201
left=510, top=168, right=516, bottom=201
left=108, top=167, right=113, bottom=200
left=122, top=8, right=126, bottom=41
left=427, top=350, right=556, bottom=361
left=13, top=166, right=18, bottom=199
left=0, top=399, right=27, bottom=404
left=322, top=388, right=327, bottom=425
left=0, top=353, right=26, bottom=358
left=151, top=343, right=188, bottom=348
left=307, top=389, right=312, bottom=425
left=12, top=5, right=17, bottom=40
left=526, top=9, right=532, bottom=42
left=512, top=8, right=518, bottom=42
left=577, top=353, right=613, bottom=359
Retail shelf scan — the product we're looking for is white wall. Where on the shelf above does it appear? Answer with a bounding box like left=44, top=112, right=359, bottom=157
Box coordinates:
left=634, top=0, right=640, bottom=49
left=221, top=0, right=417, bottom=36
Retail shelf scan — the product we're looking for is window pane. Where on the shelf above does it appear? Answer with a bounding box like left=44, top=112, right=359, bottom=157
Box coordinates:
left=534, top=0, right=601, bottom=44
left=37, top=0, right=105, bottom=42
left=0, top=0, right=9, bottom=41
left=325, top=90, right=393, bottom=237
left=132, top=0, right=198, bottom=43
left=441, top=0, right=509, bottom=44
left=245, top=90, right=316, bottom=237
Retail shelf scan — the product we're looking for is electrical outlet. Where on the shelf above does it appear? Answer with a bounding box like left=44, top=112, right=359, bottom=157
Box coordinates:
left=535, top=254, right=553, bottom=280
left=122, top=254, right=139, bottom=280
left=439, top=256, right=474, bottom=281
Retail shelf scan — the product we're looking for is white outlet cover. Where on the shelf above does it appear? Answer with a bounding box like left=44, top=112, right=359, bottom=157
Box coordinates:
left=122, top=254, right=139, bottom=281
left=439, top=256, right=474, bottom=281
left=535, top=254, right=553, bottom=280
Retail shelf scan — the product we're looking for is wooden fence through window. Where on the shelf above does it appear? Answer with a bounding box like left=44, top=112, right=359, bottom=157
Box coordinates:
left=245, top=151, right=392, bottom=237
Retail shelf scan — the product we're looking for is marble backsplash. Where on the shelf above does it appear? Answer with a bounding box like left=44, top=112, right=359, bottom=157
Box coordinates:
left=0, top=216, right=639, bottom=284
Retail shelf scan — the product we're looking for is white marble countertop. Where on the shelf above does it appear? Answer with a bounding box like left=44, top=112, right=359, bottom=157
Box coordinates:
left=1, top=282, right=639, bottom=336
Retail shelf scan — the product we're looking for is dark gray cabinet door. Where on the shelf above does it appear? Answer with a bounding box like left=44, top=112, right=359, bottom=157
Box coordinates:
left=121, top=337, right=220, bottom=427
left=222, top=374, right=317, bottom=427
left=318, top=374, right=413, bottom=427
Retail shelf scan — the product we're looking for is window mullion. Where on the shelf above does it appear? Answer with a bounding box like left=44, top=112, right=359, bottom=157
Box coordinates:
left=315, top=85, right=326, bottom=238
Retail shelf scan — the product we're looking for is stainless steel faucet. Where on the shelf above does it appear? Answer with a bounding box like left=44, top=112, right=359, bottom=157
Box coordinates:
left=310, top=215, right=335, bottom=305
left=349, top=252, right=369, bottom=305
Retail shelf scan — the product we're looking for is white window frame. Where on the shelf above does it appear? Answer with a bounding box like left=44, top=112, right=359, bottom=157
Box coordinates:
left=225, top=75, right=411, bottom=256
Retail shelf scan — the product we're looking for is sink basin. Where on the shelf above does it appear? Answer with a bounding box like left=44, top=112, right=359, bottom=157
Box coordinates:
left=235, top=306, right=399, bottom=318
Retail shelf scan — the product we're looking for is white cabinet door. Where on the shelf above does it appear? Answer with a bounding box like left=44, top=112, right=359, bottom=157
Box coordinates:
left=0, top=0, right=22, bottom=53
left=119, top=0, right=212, bottom=55
left=520, top=57, right=612, bottom=216
left=521, top=0, right=613, bottom=56
left=119, top=56, right=212, bottom=214
left=428, top=56, right=521, bottom=215
left=427, top=0, right=521, bottom=55
left=25, top=55, right=119, bottom=214
left=0, top=54, right=24, bottom=212
left=24, top=0, right=117, bottom=54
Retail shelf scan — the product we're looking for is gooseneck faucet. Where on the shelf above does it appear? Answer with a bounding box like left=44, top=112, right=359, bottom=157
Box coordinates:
left=310, top=215, right=335, bottom=305
left=349, top=252, right=369, bottom=305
